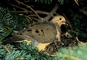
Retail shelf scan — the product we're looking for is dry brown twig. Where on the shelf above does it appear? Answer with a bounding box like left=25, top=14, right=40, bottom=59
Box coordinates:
left=36, top=10, right=49, bottom=15
left=15, top=0, right=42, bottom=20
left=7, top=2, right=28, bottom=11
left=11, top=10, right=49, bottom=15
left=2, top=45, right=10, bottom=53
left=79, top=7, right=87, bottom=16
left=74, top=0, right=79, bottom=6
left=43, top=4, right=60, bottom=22
left=8, top=0, right=43, bottom=22
left=59, top=9, right=73, bottom=30
left=8, top=0, right=60, bottom=22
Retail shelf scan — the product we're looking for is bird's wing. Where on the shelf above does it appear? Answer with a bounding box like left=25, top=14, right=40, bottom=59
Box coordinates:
left=22, top=22, right=57, bottom=43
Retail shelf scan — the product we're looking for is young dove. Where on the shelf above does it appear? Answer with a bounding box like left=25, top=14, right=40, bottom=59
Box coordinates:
left=19, top=15, right=66, bottom=51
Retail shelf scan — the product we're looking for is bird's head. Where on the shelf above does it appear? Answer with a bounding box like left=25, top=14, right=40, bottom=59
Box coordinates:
left=51, top=15, right=66, bottom=27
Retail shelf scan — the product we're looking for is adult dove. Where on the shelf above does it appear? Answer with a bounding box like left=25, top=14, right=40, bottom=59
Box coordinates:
left=20, top=15, right=66, bottom=51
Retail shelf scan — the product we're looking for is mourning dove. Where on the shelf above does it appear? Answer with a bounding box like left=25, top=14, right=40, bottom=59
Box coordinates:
left=19, top=15, right=66, bottom=51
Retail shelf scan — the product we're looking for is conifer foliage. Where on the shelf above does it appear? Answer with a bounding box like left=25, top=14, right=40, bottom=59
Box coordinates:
left=0, top=0, right=87, bottom=60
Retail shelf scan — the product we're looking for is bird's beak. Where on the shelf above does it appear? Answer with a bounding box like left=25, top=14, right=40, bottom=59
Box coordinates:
left=61, top=22, right=69, bottom=27
left=64, top=22, right=69, bottom=26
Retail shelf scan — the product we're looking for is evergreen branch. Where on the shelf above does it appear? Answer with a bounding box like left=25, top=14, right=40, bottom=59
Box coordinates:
left=54, top=44, right=87, bottom=60
left=0, top=28, right=13, bottom=41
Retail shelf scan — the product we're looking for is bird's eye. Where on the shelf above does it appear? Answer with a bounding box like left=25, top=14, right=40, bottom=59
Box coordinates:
left=59, top=18, right=62, bottom=20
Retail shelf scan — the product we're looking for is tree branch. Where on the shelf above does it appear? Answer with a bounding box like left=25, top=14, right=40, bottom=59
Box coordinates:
left=2, top=45, right=10, bottom=53
left=8, top=2, right=28, bottom=11
left=15, top=0, right=42, bottom=20
left=79, top=8, right=87, bottom=16
left=59, top=8, right=73, bottom=30
left=43, top=4, right=60, bottom=22
left=11, top=10, right=49, bottom=15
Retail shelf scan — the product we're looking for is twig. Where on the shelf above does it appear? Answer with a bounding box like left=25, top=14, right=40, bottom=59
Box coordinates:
left=76, top=37, right=83, bottom=45
left=11, top=11, right=31, bottom=14
left=59, top=8, right=73, bottom=30
left=43, top=3, right=59, bottom=22
left=7, top=2, right=28, bottom=11
left=74, top=0, right=79, bottom=6
left=11, top=10, right=49, bottom=15
left=36, top=10, right=49, bottom=15
left=15, top=0, right=42, bottom=20
left=25, top=15, right=40, bottom=23
left=79, top=8, right=87, bottom=16
left=2, top=45, right=10, bottom=53
left=28, top=11, right=48, bottom=17
left=32, top=18, right=40, bottom=21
